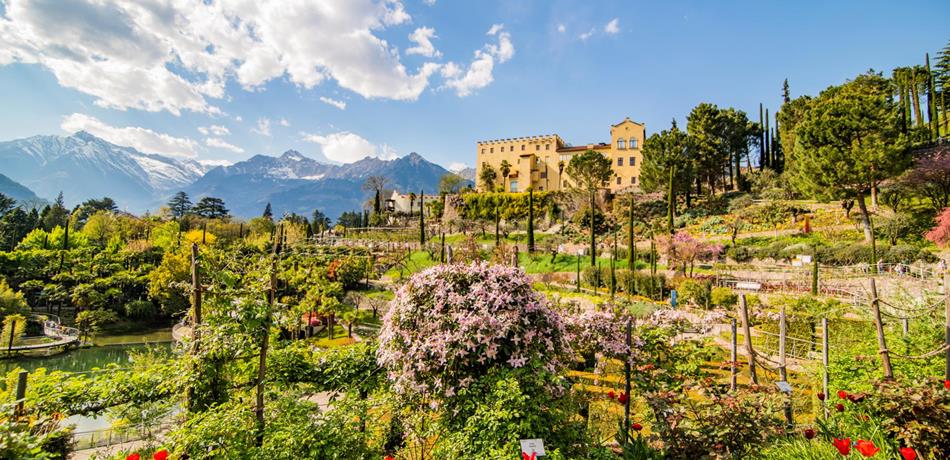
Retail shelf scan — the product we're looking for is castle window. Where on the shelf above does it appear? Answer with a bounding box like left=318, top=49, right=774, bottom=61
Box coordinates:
left=545, top=143, right=550, bottom=150
left=509, top=180, right=519, bottom=192
left=616, top=176, right=622, bottom=185
left=481, top=149, right=485, bottom=154
left=629, top=156, right=635, bottom=166
left=540, top=171, right=547, bottom=179
left=631, top=176, right=637, bottom=184
left=617, top=139, right=626, bottom=150
left=521, top=144, right=525, bottom=151
left=490, top=147, right=494, bottom=153
left=630, top=138, right=638, bottom=149
left=617, top=157, right=623, bottom=166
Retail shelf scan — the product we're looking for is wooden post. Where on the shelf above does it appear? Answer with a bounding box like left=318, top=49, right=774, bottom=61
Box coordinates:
left=623, top=318, right=632, bottom=447
left=779, top=306, right=788, bottom=382
left=6, top=319, right=15, bottom=354
left=811, top=257, right=819, bottom=295
left=945, top=272, right=950, bottom=380
left=440, top=232, right=445, bottom=264
left=575, top=255, right=580, bottom=292
left=822, top=318, right=830, bottom=418
left=738, top=294, right=758, bottom=384
left=256, top=226, right=281, bottom=446
left=869, top=278, right=894, bottom=380
left=14, top=370, right=26, bottom=419
left=730, top=318, right=737, bottom=392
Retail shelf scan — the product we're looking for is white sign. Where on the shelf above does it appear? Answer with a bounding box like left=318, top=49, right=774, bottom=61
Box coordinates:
left=520, top=439, right=546, bottom=456
left=776, top=381, right=793, bottom=394
left=735, top=281, right=762, bottom=291
left=799, top=255, right=813, bottom=263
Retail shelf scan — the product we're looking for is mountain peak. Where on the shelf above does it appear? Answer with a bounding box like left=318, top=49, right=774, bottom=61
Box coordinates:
left=71, top=130, right=100, bottom=142
left=280, top=150, right=306, bottom=161
left=404, top=152, right=424, bottom=163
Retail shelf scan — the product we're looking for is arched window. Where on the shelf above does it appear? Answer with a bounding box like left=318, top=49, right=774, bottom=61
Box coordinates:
left=617, top=139, right=626, bottom=150
left=629, top=138, right=638, bottom=149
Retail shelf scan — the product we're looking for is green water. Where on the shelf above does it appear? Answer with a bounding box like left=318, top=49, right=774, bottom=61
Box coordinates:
left=1, top=342, right=174, bottom=375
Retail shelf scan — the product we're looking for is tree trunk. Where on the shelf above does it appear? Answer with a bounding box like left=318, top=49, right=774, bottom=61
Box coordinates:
left=590, top=190, right=596, bottom=267
left=855, top=192, right=874, bottom=244
left=912, top=72, right=923, bottom=126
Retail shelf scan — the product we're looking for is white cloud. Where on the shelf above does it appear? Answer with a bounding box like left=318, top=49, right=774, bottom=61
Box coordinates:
left=448, top=162, right=468, bottom=172
left=604, top=18, right=620, bottom=35
left=0, top=0, right=453, bottom=115
left=61, top=113, right=198, bottom=158
left=406, top=27, right=441, bottom=58
left=320, top=96, right=347, bottom=110
left=278, top=118, right=290, bottom=127
left=198, top=125, right=230, bottom=136
left=252, top=118, right=272, bottom=137
left=557, top=24, right=566, bottom=33
left=205, top=137, right=244, bottom=154
left=423, top=0, right=437, bottom=5
left=442, top=24, right=515, bottom=97
left=234, top=116, right=243, bottom=122
left=579, top=28, right=595, bottom=41
left=302, top=131, right=399, bottom=163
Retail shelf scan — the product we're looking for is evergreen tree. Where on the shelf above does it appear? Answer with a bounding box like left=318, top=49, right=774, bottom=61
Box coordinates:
left=926, top=53, right=939, bottom=139
left=565, top=150, right=613, bottom=266
left=526, top=188, right=535, bottom=253
left=419, top=190, right=425, bottom=245
left=479, top=163, right=498, bottom=191
left=262, top=203, right=273, bottom=220
left=42, top=192, right=69, bottom=230
left=640, top=121, right=691, bottom=200
left=0, top=193, right=14, bottom=216
left=758, top=103, right=767, bottom=169
left=167, top=191, right=192, bottom=219
left=192, top=197, right=229, bottom=219
left=782, top=78, right=791, bottom=103
left=791, top=72, right=910, bottom=243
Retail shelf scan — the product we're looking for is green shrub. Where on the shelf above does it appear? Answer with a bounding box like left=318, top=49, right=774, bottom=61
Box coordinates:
left=725, top=245, right=753, bottom=262
left=616, top=269, right=666, bottom=299
left=677, top=279, right=711, bottom=308
left=581, top=265, right=609, bottom=288
left=710, top=286, right=738, bottom=308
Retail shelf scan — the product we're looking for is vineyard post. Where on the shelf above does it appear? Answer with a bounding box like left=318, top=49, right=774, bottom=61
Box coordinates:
left=944, top=272, right=950, bottom=380
left=186, top=242, right=203, bottom=412
left=811, top=257, right=819, bottom=295
left=440, top=232, right=445, bottom=264
left=779, top=306, right=793, bottom=429
left=730, top=318, right=737, bottom=392
left=629, top=195, right=637, bottom=295
left=14, top=370, right=26, bottom=420
left=738, top=294, right=758, bottom=384
left=869, top=278, right=894, bottom=380
left=822, top=318, right=829, bottom=418
left=575, top=255, right=580, bottom=293
left=623, top=318, right=632, bottom=448
left=6, top=319, right=15, bottom=354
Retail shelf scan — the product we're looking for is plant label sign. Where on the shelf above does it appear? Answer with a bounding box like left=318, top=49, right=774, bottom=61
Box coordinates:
left=520, top=438, right=545, bottom=456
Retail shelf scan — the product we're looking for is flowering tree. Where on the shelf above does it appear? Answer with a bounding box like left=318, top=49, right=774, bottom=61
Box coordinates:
left=377, top=262, right=570, bottom=401
left=658, top=231, right=723, bottom=276
left=924, top=207, right=950, bottom=246
left=903, top=144, right=950, bottom=213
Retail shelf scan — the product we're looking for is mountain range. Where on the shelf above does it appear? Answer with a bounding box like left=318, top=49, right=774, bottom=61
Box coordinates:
left=0, top=132, right=466, bottom=219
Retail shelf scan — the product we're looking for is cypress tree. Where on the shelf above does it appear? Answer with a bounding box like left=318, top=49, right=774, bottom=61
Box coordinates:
left=782, top=78, right=791, bottom=103
left=759, top=102, right=768, bottom=171
left=765, top=108, right=771, bottom=168
left=926, top=53, right=939, bottom=139
left=419, top=190, right=425, bottom=245
left=628, top=195, right=636, bottom=273
left=527, top=189, right=535, bottom=253
left=667, top=166, right=675, bottom=234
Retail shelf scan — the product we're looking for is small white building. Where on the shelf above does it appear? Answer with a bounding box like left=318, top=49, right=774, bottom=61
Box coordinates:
left=386, top=191, right=440, bottom=214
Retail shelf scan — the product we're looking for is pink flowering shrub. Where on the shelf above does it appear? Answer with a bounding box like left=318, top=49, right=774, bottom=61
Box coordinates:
left=658, top=231, right=723, bottom=276
left=564, top=310, right=643, bottom=372
left=377, top=262, right=570, bottom=400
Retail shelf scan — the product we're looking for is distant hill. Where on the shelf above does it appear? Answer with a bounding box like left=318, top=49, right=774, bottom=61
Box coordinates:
left=187, top=151, right=463, bottom=219
left=0, top=131, right=204, bottom=212
left=0, top=173, right=45, bottom=206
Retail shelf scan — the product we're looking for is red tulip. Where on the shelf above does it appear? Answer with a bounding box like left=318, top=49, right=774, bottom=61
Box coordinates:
left=816, top=392, right=826, bottom=401
left=618, top=393, right=629, bottom=404
left=153, top=451, right=168, bottom=460
left=837, top=390, right=849, bottom=400
left=607, top=391, right=616, bottom=399
left=835, top=403, right=845, bottom=412
left=832, top=437, right=851, bottom=455
left=126, top=455, right=141, bottom=460
left=899, top=447, right=917, bottom=460
left=855, top=439, right=879, bottom=457
left=803, top=428, right=816, bottom=440
left=521, top=453, right=537, bottom=460
left=944, top=380, right=950, bottom=390
left=385, top=456, right=395, bottom=460
left=631, top=423, right=643, bottom=431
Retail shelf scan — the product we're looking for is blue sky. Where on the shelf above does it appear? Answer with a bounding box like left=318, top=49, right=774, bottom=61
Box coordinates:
left=0, top=0, right=947, bottom=171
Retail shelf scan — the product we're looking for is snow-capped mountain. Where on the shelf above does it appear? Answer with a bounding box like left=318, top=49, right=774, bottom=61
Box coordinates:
left=0, top=131, right=202, bottom=211
left=188, top=151, right=467, bottom=219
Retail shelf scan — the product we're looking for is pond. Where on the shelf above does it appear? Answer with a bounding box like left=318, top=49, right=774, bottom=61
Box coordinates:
left=1, top=331, right=176, bottom=434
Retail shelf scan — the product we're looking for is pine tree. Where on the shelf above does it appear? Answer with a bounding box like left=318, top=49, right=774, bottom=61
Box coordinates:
left=262, top=203, right=273, bottom=220
left=782, top=79, right=791, bottom=103
left=759, top=103, right=767, bottom=169
left=167, top=191, right=192, bottom=219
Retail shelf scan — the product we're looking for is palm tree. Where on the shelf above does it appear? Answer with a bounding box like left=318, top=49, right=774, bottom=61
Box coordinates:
left=408, top=192, right=417, bottom=216
left=499, top=160, right=511, bottom=192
